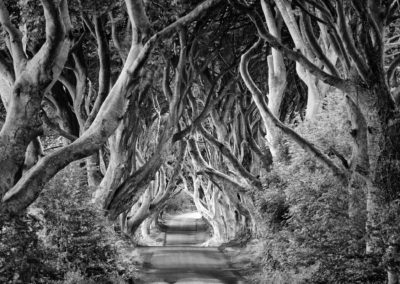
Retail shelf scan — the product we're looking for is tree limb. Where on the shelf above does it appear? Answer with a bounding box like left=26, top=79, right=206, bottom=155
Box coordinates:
left=300, top=13, right=339, bottom=77
left=0, top=50, right=14, bottom=84
left=198, top=125, right=261, bottom=189
left=247, top=10, right=354, bottom=92
left=387, top=54, right=400, bottom=84
left=109, top=11, right=128, bottom=62
left=188, top=138, right=252, bottom=193
left=41, top=109, right=78, bottom=142
left=85, top=15, right=111, bottom=129
left=240, top=38, right=349, bottom=182
left=33, top=0, right=66, bottom=71
left=0, top=0, right=26, bottom=73
left=1, top=0, right=222, bottom=215
left=336, top=0, right=371, bottom=83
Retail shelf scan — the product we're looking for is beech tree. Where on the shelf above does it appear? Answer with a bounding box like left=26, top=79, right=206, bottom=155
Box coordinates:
left=0, top=0, right=71, bottom=204
left=1, top=0, right=400, bottom=282
left=0, top=0, right=222, bottom=215
left=232, top=0, right=400, bottom=281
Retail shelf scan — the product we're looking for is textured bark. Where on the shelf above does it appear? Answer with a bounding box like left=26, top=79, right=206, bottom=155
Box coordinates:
left=93, top=64, right=152, bottom=207
left=2, top=0, right=222, bottom=214
left=239, top=1, right=400, bottom=281
left=86, top=153, right=103, bottom=187
left=199, top=125, right=261, bottom=189
left=103, top=28, right=188, bottom=219
left=125, top=142, right=185, bottom=235
left=191, top=176, right=226, bottom=245
left=188, top=138, right=254, bottom=235
left=345, top=95, right=368, bottom=219
left=94, top=117, right=138, bottom=207
left=0, top=0, right=70, bottom=201
left=261, top=0, right=287, bottom=161
left=274, top=0, right=322, bottom=120
left=2, top=55, right=143, bottom=213
left=240, top=39, right=348, bottom=181
left=127, top=188, right=151, bottom=234
left=386, top=236, right=400, bottom=284
left=84, top=15, right=111, bottom=129
left=23, top=138, right=44, bottom=173
left=357, top=86, right=398, bottom=256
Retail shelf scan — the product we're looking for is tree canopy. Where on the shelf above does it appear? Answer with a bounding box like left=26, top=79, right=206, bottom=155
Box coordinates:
left=0, top=0, right=400, bottom=282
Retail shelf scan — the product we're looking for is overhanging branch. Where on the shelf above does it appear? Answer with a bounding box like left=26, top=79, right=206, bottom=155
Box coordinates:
left=240, top=38, right=349, bottom=182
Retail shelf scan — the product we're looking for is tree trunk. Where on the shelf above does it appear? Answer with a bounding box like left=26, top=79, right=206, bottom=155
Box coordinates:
left=353, top=85, right=400, bottom=274
left=86, top=153, right=103, bottom=187
left=23, top=137, right=44, bottom=173
left=1, top=0, right=222, bottom=215
left=275, top=0, right=322, bottom=120
left=127, top=188, right=151, bottom=234
left=0, top=0, right=70, bottom=201
left=261, top=0, right=287, bottom=161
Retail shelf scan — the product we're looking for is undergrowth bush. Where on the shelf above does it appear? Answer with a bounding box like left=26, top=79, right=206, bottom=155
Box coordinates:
left=0, top=215, right=58, bottom=283
left=252, top=93, right=386, bottom=283
left=0, top=160, right=139, bottom=283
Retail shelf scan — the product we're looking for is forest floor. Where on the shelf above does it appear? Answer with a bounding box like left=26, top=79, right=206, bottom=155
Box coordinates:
left=135, top=212, right=244, bottom=283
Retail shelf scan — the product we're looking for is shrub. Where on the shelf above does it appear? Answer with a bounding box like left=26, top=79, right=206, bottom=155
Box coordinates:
left=0, top=215, right=59, bottom=283
left=0, top=160, right=140, bottom=283
left=252, top=92, right=386, bottom=283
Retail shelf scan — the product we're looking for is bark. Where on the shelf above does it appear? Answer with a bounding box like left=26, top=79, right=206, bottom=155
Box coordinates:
left=243, top=1, right=399, bottom=281
left=192, top=176, right=226, bottom=245
left=261, top=0, right=287, bottom=160
left=274, top=0, right=322, bottom=120
left=356, top=85, right=399, bottom=256
left=2, top=0, right=222, bottom=214
left=46, top=82, right=80, bottom=139
left=127, top=142, right=185, bottom=236
left=119, top=210, right=129, bottom=235
left=188, top=138, right=254, bottom=235
left=127, top=187, right=151, bottom=234
left=86, top=153, right=103, bottom=187
left=345, top=95, right=368, bottom=219
left=84, top=15, right=111, bottom=129
left=239, top=39, right=348, bottom=181
left=198, top=125, right=261, bottom=189
left=109, top=11, right=129, bottom=63
left=102, top=28, right=188, bottom=219
left=41, top=109, right=78, bottom=142
left=94, top=98, right=141, bottom=207
left=0, top=0, right=70, bottom=201
left=23, top=137, right=44, bottom=173
left=138, top=210, right=162, bottom=246
left=386, top=236, right=400, bottom=284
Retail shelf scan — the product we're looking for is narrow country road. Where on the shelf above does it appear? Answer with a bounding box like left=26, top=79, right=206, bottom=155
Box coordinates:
left=138, top=212, right=243, bottom=283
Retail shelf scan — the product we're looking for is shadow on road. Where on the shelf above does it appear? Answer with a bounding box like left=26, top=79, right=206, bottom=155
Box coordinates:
left=138, top=212, right=244, bottom=283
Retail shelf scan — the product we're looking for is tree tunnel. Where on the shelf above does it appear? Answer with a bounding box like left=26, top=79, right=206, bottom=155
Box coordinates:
left=0, top=0, right=400, bottom=282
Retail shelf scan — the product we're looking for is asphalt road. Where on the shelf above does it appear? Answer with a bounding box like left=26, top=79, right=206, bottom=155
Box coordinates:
left=138, top=212, right=243, bottom=284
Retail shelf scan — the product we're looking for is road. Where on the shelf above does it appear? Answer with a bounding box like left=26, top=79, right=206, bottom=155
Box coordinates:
left=138, top=212, right=243, bottom=283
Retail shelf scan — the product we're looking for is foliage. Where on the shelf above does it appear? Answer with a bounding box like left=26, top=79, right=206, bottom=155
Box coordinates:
left=0, top=160, right=140, bottom=283
left=0, top=216, right=59, bottom=283
left=163, top=192, right=195, bottom=213
left=35, top=160, right=139, bottom=283
left=251, top=93, right=386, bottom=283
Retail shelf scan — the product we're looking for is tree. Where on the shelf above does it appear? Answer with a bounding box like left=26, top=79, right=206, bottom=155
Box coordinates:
left=0, top=0, right=71, bottom=204
left=234, top=0, right=400, bottom=281
left=0, top=0, right=223, bottom=215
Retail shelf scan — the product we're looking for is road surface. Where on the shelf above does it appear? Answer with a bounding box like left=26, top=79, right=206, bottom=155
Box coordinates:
left=138, top=212, right=243, bottom=283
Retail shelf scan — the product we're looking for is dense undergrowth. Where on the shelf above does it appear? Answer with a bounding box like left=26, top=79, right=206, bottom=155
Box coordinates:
left=0, top=161, right=139, bottom=284
left=245, top=93, right=397, bottom=283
